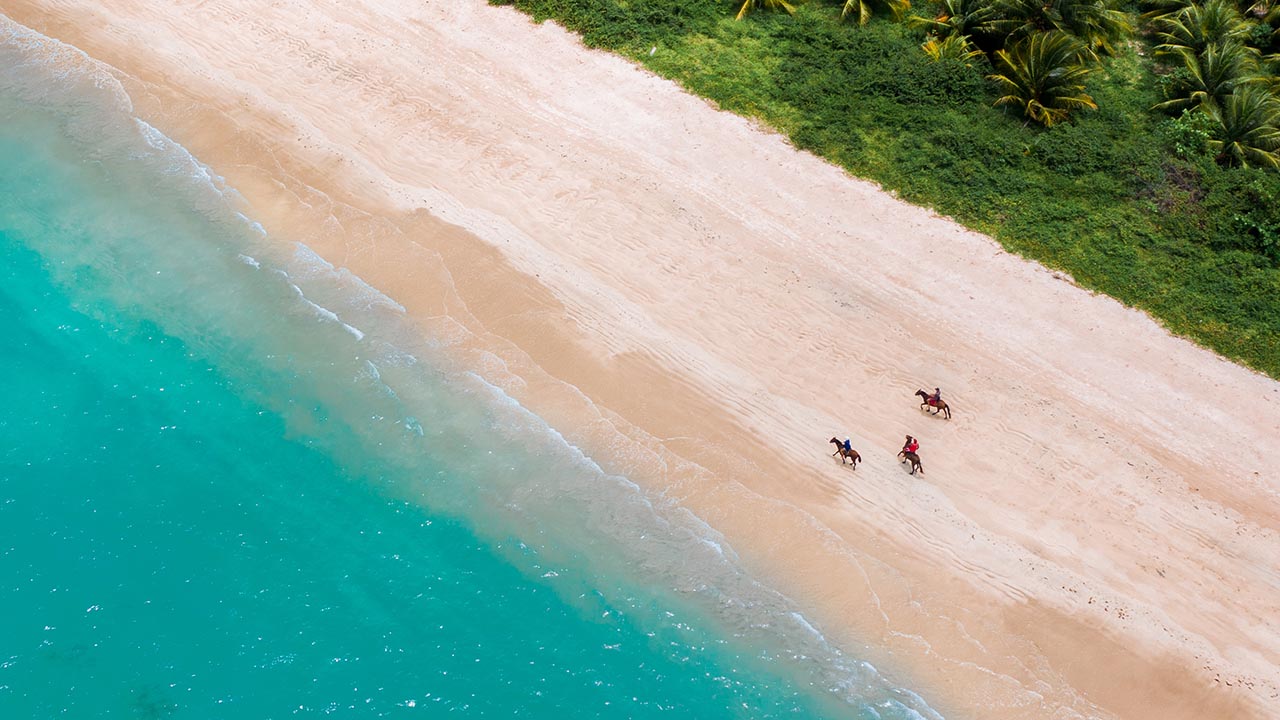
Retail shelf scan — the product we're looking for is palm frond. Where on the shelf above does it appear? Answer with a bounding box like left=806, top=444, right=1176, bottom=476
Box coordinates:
left=1153, top=39, right=1260, bottom=112
left=907, top=0, right=997, bottom=39
left=989, top=31, right=1097, bottom=126
left=990, top=0, right=1131, bottom=55
left=843, top=0, right=910, bottom=25
left=1208, top=85, right=1280, bottom=166
left=1153, top=0, right=1251, bottom=57
left=922, top=34, right=986, bottom=64
left=736, top=0, right=797, bottom=20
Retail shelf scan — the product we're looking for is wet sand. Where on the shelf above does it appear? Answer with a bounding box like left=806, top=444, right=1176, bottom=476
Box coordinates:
left=6, top=1, right=1278, bottom=718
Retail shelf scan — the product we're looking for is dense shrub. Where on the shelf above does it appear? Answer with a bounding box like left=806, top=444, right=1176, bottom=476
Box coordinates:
left=1160, top=108, right=1218, bottom=160
left=1202, top=169, right=1280, bottom=260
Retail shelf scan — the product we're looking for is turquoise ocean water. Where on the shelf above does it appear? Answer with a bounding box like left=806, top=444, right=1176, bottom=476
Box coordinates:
left=0, top=18, right=940, bottom=719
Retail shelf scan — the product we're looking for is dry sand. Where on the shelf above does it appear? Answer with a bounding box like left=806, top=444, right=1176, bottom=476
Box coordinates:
left=6, top=1, right=1279, bottom=717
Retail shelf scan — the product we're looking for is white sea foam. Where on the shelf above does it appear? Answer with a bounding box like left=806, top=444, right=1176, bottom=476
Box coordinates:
left=234, top=212, right=269, bottom=238
left=281, top=280, right=368, bottom=342
left=296, top=290, right=338, bottom=323
left=790, top=612, right=826, bottom=642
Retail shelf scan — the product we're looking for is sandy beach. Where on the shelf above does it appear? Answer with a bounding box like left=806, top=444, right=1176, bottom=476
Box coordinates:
left=6, top=0, right=1278, bottom=717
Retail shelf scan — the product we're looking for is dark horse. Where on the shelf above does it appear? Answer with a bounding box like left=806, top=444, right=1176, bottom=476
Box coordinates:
left=829, top=437, right=861, bottom=467
left=915, top=390, right=952, bottom=420
left=897, top=449, right=924, bottom=475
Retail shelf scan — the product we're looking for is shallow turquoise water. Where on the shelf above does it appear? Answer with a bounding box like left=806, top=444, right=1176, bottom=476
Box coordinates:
left=0, top=17, right=939, bottom=720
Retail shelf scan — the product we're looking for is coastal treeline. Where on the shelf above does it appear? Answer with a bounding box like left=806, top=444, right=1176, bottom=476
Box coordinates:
left=492, top=0, right=1280, bottom=377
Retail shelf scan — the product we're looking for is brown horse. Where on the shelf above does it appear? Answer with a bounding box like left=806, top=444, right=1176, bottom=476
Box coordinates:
left=829, top=437, right=861, bottom=467
left=897, top=450, right=924, bottom=475
left=916, top=390, right=952, bottom=420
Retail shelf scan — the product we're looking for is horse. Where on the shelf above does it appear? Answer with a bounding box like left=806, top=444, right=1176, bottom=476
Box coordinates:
left=915, top=390, right=951, bottom=420
left=897, top=450, right=924, bottom=475
left=829, top=437, right=861, bottom=467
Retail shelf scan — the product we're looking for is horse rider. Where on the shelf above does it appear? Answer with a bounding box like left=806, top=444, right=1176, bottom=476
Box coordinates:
left=902, top=435, right=919, bottom=455
left=843, top=437, right=853, bottom=453
left=930, top=387, right=942, bottom=406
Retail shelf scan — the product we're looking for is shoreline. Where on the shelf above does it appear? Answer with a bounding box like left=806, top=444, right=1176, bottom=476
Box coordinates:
left=6, top=2, right=1278, bottom=718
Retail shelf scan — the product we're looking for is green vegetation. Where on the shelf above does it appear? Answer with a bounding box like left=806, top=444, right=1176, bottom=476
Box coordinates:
left=492, top=0, right=1280, bottom=376
left=735, top=0, right=797, bottom=21
left=990, top=31, right=1099, bottom=127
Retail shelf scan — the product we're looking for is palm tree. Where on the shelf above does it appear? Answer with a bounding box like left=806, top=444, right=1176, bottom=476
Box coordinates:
left=990, top=31, right=1098, bottom=126
left=1152, top=0, right=1251, bottom=57
left=1254, top=54, right=1280, bottom=94
left=1154, top=40, right=1261, bottom=112
left=735, top=0, right=797, bottom=20
left=990, top=0, right=1132, bottom=55
left=1265, top=5, right=1280, bottom=55
left=922, top=33, right=987, bottom=64
left=1140, top=0, right=1196, bottom=21
left=908, top=0, right=998, bottom=39
left=1053, top=0, right=1132, bottom=53
left=1207, top=86, right=1280, bottom=166
left=842, top=0, right=911, bottom=26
